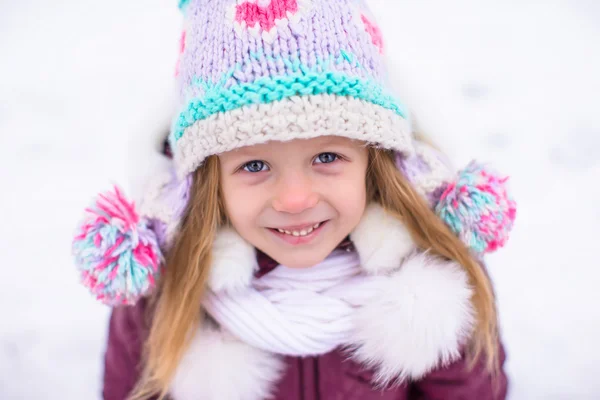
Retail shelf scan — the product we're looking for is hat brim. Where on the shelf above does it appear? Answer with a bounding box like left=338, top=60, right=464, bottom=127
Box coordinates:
left=173, top=94, right=414, bottom=179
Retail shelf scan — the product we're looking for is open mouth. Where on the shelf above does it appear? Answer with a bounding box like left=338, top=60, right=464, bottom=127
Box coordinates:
left=267, top=220, right=329, bottom=244
left=274, top=221, right=323, bottom=237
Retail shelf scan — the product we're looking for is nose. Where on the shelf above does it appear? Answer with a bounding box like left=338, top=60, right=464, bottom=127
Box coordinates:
left=272, top=173, right=319, bottom=214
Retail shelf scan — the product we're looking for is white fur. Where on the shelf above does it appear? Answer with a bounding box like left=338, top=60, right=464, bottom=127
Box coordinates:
left=171, top=320, right=285, bottom=400
left=125, top=90, right=175, bottom=203
left=209, top=227, right=258, bottom=293
left=349, top=252, right=475, bottom=385
left=351, top=203, right=416, bottom=274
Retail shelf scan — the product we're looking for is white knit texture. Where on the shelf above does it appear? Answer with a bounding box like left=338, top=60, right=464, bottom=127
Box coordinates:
left=202, top=249, right=475, bottom=384
left=174, top=94, right=413, bottom=178
left=203, top=250, right=386, bottom=356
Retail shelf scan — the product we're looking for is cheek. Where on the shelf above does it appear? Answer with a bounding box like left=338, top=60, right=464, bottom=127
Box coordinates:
left=341, top=185, right=367, bottom=223
left=221, top=180, right=265, bottom=232
left=342, top=163, right=368, bottom=225
left=324, top=175, right=367, bottom=225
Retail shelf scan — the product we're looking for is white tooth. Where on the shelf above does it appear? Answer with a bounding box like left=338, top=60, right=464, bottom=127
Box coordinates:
left=285, top=230, right=291, bottom=235
left=306, top=227, right=313, bottom=234
left=300, top=229, right=307, bottom=236
left=292, top=231, right=300, bottom=237
left=278, top=228, right=284, bottom=233
left=313, top=223, right=320, bottom=228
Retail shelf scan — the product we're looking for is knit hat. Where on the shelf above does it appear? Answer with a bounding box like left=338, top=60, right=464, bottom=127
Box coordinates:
left=170, top=0, right=413, bottom=178
left=72, top=0, right=516, bottom=306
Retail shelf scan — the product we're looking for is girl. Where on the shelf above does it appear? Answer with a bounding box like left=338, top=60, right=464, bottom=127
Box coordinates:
left=73, top=0, right=516, bottom=399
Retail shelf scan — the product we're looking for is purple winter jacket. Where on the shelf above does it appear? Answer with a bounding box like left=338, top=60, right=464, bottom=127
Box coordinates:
left=102, top=249, right=508, bottom=400
left=103, top=299, right=507, bottom=400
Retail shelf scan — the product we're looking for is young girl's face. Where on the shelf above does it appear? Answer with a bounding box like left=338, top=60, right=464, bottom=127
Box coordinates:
left=219, top=136, right=369, bottom=268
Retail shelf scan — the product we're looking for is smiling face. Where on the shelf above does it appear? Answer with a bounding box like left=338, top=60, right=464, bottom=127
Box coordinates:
left=219, top=136, right=369, bottom=268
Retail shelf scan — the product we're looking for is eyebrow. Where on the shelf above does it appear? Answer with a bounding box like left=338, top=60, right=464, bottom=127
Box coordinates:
left=316, top=137, right=362, bottom=148
left=218, top=148, right=266, bottom=166
left=222, top=147, right=264, bottom=158
left=219, top=137, right=360, bottom=163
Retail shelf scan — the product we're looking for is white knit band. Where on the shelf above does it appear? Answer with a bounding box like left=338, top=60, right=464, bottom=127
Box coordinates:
left=174, top=94, right=414, bottom=178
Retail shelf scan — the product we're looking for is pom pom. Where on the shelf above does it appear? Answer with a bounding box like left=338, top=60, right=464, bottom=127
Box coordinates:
left=435, top=162, right=516, bottom=254
left=72, top=186, right=163, bottom=306
left=178, top=0, right=191, bottom=11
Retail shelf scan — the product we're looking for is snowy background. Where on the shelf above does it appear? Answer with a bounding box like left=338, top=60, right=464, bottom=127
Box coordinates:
left=1, top=0, right=599, bottom=399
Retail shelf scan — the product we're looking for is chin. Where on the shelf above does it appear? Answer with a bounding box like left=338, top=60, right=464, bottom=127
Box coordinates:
left=269, top=247, right=333, bottom=269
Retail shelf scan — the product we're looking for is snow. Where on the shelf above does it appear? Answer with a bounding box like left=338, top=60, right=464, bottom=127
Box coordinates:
left=0, top=0, right=598, bottom=399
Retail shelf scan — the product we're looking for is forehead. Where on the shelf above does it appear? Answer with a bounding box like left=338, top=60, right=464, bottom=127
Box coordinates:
left=221, top=136, right=365, bottom=159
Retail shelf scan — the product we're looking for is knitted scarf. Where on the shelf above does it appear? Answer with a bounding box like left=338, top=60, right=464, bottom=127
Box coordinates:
left=202, top=250, right=386, bottom=356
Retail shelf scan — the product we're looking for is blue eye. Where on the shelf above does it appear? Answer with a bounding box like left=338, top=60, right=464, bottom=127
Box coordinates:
left=243, top=160, right=268, bottom=173
left=315, top=152, right=338, bottom=164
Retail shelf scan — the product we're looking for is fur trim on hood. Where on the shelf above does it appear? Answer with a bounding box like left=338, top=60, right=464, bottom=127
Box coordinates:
left=348, top=252, right=474, bottom=386
left=171, top=319, right=285, bottom=400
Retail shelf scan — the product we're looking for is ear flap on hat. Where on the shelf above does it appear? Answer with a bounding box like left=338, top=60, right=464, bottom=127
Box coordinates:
left=72, top=152, right=191, bottom=306
left=395, top=140, right=455, bottom=207
left=125, top=99, right=189, bottom=250
left=137, top=164, right=192, bottom=250
left=73, top=107, right=190, bottom=306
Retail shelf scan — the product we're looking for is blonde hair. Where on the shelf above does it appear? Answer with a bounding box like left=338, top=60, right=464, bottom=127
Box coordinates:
left=129, top=156, right=225, bottom=400
left=129, top=147, right=499, bottom=399
left=366, top=148, right=498, bottom=369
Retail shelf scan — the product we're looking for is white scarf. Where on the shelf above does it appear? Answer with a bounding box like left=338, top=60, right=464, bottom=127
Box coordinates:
left=175, top=209, right=476, bottom=395
left=202, top=250, right=387, bottom=356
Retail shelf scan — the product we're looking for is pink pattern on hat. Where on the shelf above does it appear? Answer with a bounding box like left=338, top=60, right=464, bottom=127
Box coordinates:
left=175, top=30, right=186, bottom=77
left=234, top=0, right=299, bottom=31
left=361, top=14, right=383, bottom=54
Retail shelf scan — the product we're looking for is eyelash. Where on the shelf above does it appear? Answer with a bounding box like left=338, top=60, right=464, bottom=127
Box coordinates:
left=242, top=160, right=269, bottom=173
left=314, top=152, right=340, bottom=164
left=240, top=152, right=342, bottom=173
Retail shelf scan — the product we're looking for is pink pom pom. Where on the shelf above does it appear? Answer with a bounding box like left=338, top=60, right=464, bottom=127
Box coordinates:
left=72, top=186, right=163, bottom=305
left=436, top=162, right=517, bottom=254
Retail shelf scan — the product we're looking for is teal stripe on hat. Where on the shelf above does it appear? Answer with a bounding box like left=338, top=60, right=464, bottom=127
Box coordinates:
left=172, top=71, right=408, bottom=143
